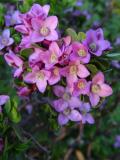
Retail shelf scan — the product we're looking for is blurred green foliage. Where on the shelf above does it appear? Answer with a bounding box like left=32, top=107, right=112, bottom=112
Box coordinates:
left=0, top=0, right=120, bottom=159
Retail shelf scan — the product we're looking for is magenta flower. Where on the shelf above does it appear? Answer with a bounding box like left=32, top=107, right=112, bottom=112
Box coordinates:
left=41, top=42, right=62, bottom=69
left=0, top=29, right=14, bottom=50
left=114, top=135, right=120, bottom=148
left=61, top=61, right=90, bottom=87
left=83, top=28, right=111, bottom=56
left=28, top=4, right=50, bottom=19
left=53, top=85, right=82, bottom=125
left=73, top=79, right=90, bottom=96
left=89, top=72, right=113, bottom=106
left=17, top=87, right=31, bottom=97
left=24, top=66, right=51, bottom=93
left=31, top=16, right=58, bottom=43
left=53, top=85, right=82, bottom=110
left=59, top=36, right=72, bottom=66
left=4, top=51, right=23, bottom=78
left=79, top=102, right=94, bottom=124
left=5, top=10, right=21, bottom=27
left=70, top=42, right=90, bottom=64
left=48, top=67, right=61, bottom=85
left=29, top=48, right=43, bottom=68
left=0, top=95, right=9, bottom=106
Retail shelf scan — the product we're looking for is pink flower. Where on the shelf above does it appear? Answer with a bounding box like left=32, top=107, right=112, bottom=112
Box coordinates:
left=59, top=36, right=72, bottom=66
left=70, top=42, right=90, bottom=64
left=24, top=66, right=51, bottom=93
left=61, top=61, right=90, bottom=87
left=4, top=50, right=23, bottom=78
left=29, top=48, right=43, bottom=68
left=41, top=42, right=62, bottom=69
left=89, top=72, right=113, bottom=106
left=31, top=16, right=58, bottom=43
left=28, top=4, right=50, bottom=19
left=73, top=79, right=90, bottom=96
left=0, top=29, right=14, bottom=50
left=0, top=95, right=9, bottom=106
left=17, top=87, right=31, bottom=97
left=48, top=67, right=61, bottom=85
left=52, top=85, right=82, bottom=125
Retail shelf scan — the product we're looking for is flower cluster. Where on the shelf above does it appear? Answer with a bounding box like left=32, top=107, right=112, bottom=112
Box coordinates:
left=0, top=4, right=113, bottom=125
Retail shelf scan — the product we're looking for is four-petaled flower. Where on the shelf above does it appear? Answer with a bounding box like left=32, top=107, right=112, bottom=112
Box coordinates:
left=89, top=72, right=113, bottom=106
left=0, top=29, right=14, bottom=50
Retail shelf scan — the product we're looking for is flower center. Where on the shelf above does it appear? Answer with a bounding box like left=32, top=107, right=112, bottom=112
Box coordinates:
left=91, top=84, right=100, bottom=94
left=77, top=81, right=85, bottom=89
left=63, top=93, right=70, bottom=101
left=53, top=67, right=59, bottom=76
left=69, top=65, right=77, bottom=75
left=37, top=72, right=45, bottom=80
left=89, top=43, right=97, bottom=52
left=1, top=38, right=8, bottom=45
left=63, top=107, right=71, bottom=116
left=40, top=27, right=50, bottom=36
left=77, top=49, right=86, bottom=57
left=50, top=53, right=57, bottom=63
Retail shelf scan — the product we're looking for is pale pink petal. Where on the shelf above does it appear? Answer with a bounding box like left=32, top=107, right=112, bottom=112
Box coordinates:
left=48, top=74, right=60, bottom=85
left=0, top=95, right=9, bottom=106
left=92, top=72, right=104, bottom=84
left=43, top=5, right=50, bottom=15
left=31, top=31, right=44, bottom=43
left=58, top=113, right=69, bottom=125
left=68, top=110, right=82, bottom=121
left=53, top=99, right=68, bottom=112
left=24, top=72, right=36, bottom=83
left=36, top=79, right=47, bottom=93
left=89, top=93, right=100, bottom=107
left=46, top=30, right=58, bottom=41
left=49, top=42, right=62, bottom=57
left=7, top=38, right=14, bottom=46
left=77, top=64, right=90, bottom=78
left=2, top=29, right=10, bottom=38
left=53, top=85, right=65, bottom=97
left=44, top=16, right=58, bottom=29
left=98, top=83, right=113, bottom=97
left=14, top=67, right=23, bottom=78
left=31, top=18, right=41, bottom=30
left=15, top=25, right=28, bottom=34
left=68, top=97, right=82, bottom=109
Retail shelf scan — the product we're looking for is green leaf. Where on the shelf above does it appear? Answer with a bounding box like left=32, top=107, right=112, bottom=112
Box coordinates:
left=105, top=53, right=120, bottom=60
left=15, top=141, right=30, bottom=153
left=9, top=106, right=21, bottom=123
left=66, top=28, right=78, bottom=41
left=86, top=64, right=98, bottom=76
left=77, top=32, right=86, bottom=42
left=20, top=48, right=33, bottom=59
left=4, top=99, right=11, bottom=115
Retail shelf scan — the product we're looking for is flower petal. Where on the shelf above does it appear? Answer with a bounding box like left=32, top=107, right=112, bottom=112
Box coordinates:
left=53, top=99, right=68, bottom=112
left=77, top=64, right=90, bottom=78
left=45, top=16, right=58, bottom=29
left=68, top=97, right=82, bottom=109
left=68, top=110, right=82, bottom=121
left=92, top=72, right=104, bottom=84
left=89, top=93, right=100, bottom=107
left=53, top=85, right=65, bottom=97
left=36, top=79, right=47, bottom=93
left=98, top=83, right=113, bottom=97
left=58, top=113, right=69, bottom=125
left=2, top=29, right=10, bottom=38
left=0, top=95, right=9, bottom=106
left=24, top=72, right=36, bottom=83
left=46, top=30, right=58, bottom=41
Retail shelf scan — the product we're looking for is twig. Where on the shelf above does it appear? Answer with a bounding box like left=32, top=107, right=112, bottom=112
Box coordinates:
left=22, top=130, right=49, bottom=154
